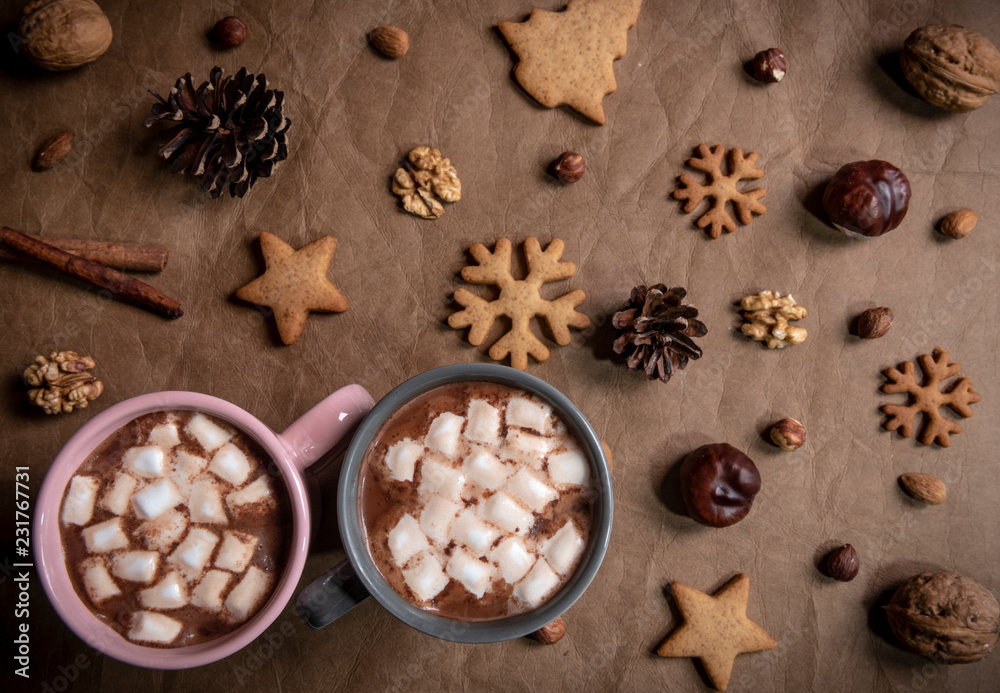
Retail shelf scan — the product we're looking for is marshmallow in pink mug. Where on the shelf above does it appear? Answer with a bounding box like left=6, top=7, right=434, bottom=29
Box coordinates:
left=33, top=385, right=374, bottom=669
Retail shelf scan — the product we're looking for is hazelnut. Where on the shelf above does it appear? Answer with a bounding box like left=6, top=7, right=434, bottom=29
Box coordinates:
left=531, top=616, right=566, bottom=644
left=369, top=25, right=409, bottom=58
left=679, top=443, right=761, bottom=528
left=900, top=25, right=1000, bottom=112
left=856, top=306, right=893, bottom=340
left=770, top=418, right=806, bottom=451
left=551, top=151, right=585, bottom=183
left=938, top=209, right=978, bottom=239
left=824, top=544, right=860, bottom=582
left=752, top=48, right=787, bottom=83
left=211, top=16, right=248, bottom=48
left=884, top=572, right=999, bottom=663
left=822, top=160, right=911, bottom=238
left=899, top=473, right=946, bottom=505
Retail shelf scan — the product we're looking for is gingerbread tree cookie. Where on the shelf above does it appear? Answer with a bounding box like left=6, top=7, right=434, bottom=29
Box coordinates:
left=448, top=238, right=590, bottom=370
left=881, top=347, right=981, bottom=447
left=498, top=0, right=643, bottom=125
left=673, top=144, right=767, bottom=238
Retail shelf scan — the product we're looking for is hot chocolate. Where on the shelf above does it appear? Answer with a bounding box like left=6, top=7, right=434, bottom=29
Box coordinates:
left=58, top=410, right=292, bottom=648
left=359, top=381, right=595, bottom=621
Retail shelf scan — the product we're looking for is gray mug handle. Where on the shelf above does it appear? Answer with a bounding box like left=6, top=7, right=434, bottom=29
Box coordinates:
left=295, top=559, right=370, bottom=629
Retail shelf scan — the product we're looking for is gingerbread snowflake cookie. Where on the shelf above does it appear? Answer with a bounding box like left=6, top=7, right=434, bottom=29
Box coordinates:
left=881, top=347, right=981, bottom=447
left=673, top=144, right=767, bottom=238
left=448, top=238, right=590, bottom=370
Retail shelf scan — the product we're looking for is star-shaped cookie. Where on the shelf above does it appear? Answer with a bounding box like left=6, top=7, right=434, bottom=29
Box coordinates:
left=498, top=0, right=643, bottom=125
left=235, top=232, right=349, bottom=345
left=657, top=573, right=776, bottom=692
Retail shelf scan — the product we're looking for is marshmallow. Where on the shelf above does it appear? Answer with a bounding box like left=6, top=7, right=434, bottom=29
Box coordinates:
left=131, top=477, right=183, bottom=521
left=80, top=557, right=120, bottom=604
left=513, top=558, right=560, bottom=608
left=124, top=446, right=167, bottom=479
left=225, top=566, right=271, bottom=622
left=111, top=551, right=159, bottom=583
left=463, top=446, right=510, bottom=491
left=452, top=508, right=500, bottom=555
left=481, top=491, right=534, bottom=536
left=384, top=439, right=422, bottom=482
left=506, top=397, right=551, bottom=433
left=419, top=495, right=461, bottom=547
left=425, top=412, right=464, bottom=457
left=99, top=473, right=139, bottom=516
left=547, top=449, right=590, bottom=487
left=186, top=413, right=232, bottom=452
left=401, top=551, right=449, bottom=602
left=82, top=517, right=130, bottom=553
left=62, top=475, right=99, bottom=526
left=210, top=443, right=251, bottom=486
left=226, top=476, right=275, bottom=512
left=388, top=514, right=431, bottom=567
left=501, top=430, right=551, bottom=469
left=214, top=530, right=258, bottom=573
left=172, top=450, right=209, bottom=488
left=139, top=570, right=189, bottom=610
left=128, top=611, right=183, bottom=645
left=464, top=400, right=500, bottom=445
left=490, top=537, right=534, bottom=584
left=446, top=548, right=493, bottom=598
left=418, top=455, right=465, bottom=503
left=542, top=521, right=585, bottom=576
left=506, top=468, right=557, bottom=512
left=147, top=420, right=181, bottom=449
left=191, top=569, right=231, bottom=612
left=168, top=528, right=219, bottom=580
left=189, top=478, right=228, bottom=524
left=139, top=508, right=188, bottom=553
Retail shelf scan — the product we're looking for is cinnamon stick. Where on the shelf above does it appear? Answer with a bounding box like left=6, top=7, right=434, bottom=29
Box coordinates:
left=0, top=227, right=183, bottom=319
left=0, top=235, right=168, bottom=271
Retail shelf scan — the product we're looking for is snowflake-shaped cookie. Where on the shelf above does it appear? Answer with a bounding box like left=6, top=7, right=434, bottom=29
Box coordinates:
left=673, top=144, right=767, bottom=238
left=448, top=238, right=590, bottom=370
left=881, top=347, right=981, bottom=447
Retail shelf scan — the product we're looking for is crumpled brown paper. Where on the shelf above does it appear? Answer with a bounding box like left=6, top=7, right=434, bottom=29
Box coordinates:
left=1, top=0, right=998, bottom=690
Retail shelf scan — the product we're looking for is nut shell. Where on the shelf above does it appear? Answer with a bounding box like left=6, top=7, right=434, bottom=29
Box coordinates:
left=938, top=209, right=978, bottom=239
left=856, top=306, right=893, bottom=340
left=770, top=418, right=806, bottom=451
left=822, top=160, right=911, bottom=238
left=825, top=544, right=860, bottom=582
left=884, top=572, right=1000, bottom=663
left=679, top=443, right=760, bottom=528
left=752, top=48, right=787, bottom=83
left=900, top=25, right=1000, bottom=112
left=32, top=130, right=74, bottom=171
left=552, top=151, right=585, bottom=183
left=369, top=25, right=409, bottom=58
left=18, top=0, right=112, bottom=72
left=211, top=17, right=248, bottom=48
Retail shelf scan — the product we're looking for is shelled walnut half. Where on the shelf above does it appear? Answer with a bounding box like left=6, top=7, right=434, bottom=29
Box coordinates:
left=739, top=291, right=807, bottom=348
left=23, top=350, right=103, bottom=414
left=391, top=146, right=461, bottom=219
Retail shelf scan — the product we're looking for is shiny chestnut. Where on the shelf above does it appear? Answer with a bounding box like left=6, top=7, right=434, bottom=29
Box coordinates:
left=679, top=443, right=761, bottom=527
left=822, top=160, right=910, bottom=238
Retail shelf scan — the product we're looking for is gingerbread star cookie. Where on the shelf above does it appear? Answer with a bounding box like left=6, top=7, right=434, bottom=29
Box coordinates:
left=657, top=573, right=776, bottom=692
left=498, top=0, right=643, bottom=125
left=235, top=232, right=349, bottom=345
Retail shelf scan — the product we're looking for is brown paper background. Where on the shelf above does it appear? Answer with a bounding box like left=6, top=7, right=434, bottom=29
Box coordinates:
left=2, top=0, right=998, bottom=690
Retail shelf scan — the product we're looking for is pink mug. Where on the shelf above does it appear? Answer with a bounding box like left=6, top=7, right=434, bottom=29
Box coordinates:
left=33, top=385, right=374, bottom=669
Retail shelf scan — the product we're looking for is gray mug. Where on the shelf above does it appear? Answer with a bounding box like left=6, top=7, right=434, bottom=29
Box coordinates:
left=296, top=363, right=614, bottom=643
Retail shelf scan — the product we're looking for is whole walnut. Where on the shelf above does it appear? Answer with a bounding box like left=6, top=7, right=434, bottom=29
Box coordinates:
left=18, top=0, right=113, bottom=71
left=900, top=25, right=1000, bottom=112
left=883, top=572, right=999, bottom=664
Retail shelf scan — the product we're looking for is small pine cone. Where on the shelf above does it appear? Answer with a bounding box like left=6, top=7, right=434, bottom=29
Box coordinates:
left=144, top=67, right=291, bottom=198
left=611, top=284, right=706, bottom=383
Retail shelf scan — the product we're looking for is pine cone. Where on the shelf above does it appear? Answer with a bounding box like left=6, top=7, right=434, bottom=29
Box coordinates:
left=144, top=67, right=290, bottom=198
left=611, top=284, right=707, bottom=383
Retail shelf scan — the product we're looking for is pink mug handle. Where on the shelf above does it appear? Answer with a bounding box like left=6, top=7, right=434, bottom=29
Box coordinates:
left=277, top=384, right=375, bottom=474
